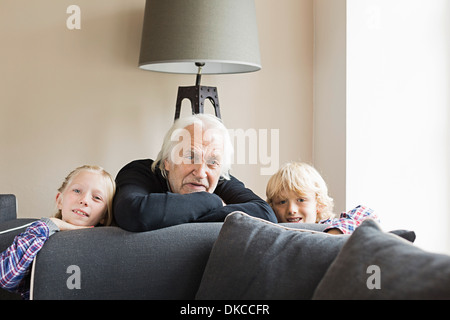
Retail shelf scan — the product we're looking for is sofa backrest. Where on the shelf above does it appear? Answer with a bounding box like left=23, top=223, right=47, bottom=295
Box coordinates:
left=31, top=223, right=224, bottom=300
left=30, top=220, right=328, bottom=300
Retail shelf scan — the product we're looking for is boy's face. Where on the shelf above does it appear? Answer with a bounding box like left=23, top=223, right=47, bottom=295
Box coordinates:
left=271, top=190, right=318, bottom=223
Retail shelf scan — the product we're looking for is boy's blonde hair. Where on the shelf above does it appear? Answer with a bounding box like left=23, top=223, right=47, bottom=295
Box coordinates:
left=54, top=165, right=116, bottom=226
left=266, top=162, right=334, bottom=221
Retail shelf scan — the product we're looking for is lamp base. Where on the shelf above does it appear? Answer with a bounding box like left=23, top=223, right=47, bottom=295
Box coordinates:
left=174, top=85, right=221, bottom=120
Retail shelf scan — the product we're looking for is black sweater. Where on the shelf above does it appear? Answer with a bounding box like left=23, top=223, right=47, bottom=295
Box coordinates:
left=113, top=159, right=277, bottom=232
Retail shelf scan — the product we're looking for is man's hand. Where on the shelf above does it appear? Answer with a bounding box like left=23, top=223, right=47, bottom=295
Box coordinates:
left=49, top=217, right=94, bottom=231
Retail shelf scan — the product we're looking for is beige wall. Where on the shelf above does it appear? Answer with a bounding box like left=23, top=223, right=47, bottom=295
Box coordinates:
left=313, top=0, right=347, bottom=215
left=0, top=0, right=313, bottom=218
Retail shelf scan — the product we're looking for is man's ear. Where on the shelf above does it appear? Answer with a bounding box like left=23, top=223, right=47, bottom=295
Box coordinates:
left=164, top=159, right=170, bottom=172
left=55, top=192, right=63, bottom=210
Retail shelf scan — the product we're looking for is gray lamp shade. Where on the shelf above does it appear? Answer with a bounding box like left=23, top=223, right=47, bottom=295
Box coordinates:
left=138, top=0, right=261, bottom=74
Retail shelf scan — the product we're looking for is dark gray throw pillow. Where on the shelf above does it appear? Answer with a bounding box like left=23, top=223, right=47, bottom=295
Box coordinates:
left=312, top=219, right=450, bottom=299
left=195, top=211, right=350, bottom=300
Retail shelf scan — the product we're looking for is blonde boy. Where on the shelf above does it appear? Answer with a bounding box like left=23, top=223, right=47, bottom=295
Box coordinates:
left=266, top=162, right=378, bottom=234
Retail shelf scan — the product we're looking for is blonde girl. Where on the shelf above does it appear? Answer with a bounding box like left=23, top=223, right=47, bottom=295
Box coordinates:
left=0, top=165, right=115, bottom=299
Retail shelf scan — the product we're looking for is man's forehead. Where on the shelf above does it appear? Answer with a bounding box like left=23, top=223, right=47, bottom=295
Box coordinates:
left=185, top=124, right=224, bottom=146
left=189, top=141, right=224, bottom=156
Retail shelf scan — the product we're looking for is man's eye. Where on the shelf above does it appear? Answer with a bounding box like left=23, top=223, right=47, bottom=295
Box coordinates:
left=184, top=152, right=201, bottom=163
left=208, top=159, right=220, bottom=166
left=182, top=153, right=194, bottom=163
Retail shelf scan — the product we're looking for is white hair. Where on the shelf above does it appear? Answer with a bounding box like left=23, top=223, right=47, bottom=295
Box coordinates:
left=151, top=114, right=233, bottom=180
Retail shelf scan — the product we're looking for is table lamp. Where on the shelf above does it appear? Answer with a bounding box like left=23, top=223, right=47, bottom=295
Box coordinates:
left=138, top=0, right=261, bottom=120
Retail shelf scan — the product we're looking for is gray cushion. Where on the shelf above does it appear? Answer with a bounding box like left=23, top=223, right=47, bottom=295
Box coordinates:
left=31, top=223, right=223, bottom=300
left=0, top=194, right=17, bottom=223
left=312, top=219, right=450, bottom=299
left=195, top=211, right=350, bottom=300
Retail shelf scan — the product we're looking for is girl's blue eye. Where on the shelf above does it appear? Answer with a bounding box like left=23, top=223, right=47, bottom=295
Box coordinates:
left=73, top=189, right=81, bottom=193
left=297, top=198, right=305, bottom=202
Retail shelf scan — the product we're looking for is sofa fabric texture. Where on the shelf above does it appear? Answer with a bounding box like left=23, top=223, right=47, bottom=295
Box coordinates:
left=196, top=212, right=349, bottom=300
left=29, top=218, right=329, bottom=300
left=312, top=219, right=450, bottom=299
left=0, top=195, right=17, bottom=224
left=31, top=223, right=223, bottom=299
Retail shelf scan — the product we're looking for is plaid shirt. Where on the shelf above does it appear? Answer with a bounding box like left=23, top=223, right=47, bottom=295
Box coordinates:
left=0, top=220, right=50, bottom=299
left=320, top=205, right=378, bottom=234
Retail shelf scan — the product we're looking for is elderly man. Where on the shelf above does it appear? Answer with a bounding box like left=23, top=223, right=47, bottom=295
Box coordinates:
left=113, top=114, right=277, bottom=231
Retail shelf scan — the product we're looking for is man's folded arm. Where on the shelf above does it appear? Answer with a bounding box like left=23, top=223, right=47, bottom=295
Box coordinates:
left=113, top=186, right=224, bottom=232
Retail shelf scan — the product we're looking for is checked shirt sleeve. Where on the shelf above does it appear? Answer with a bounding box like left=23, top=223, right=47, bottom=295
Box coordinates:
left=0, top=221, right=50, bottom=297
left=320, top=205, right=379, bottom=234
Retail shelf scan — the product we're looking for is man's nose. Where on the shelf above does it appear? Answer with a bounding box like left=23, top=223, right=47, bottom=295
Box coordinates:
left=192, top=162, right=207, bottom=178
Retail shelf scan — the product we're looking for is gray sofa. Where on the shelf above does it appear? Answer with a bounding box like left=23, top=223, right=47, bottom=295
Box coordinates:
left=1, top=194, right=450, bottom=300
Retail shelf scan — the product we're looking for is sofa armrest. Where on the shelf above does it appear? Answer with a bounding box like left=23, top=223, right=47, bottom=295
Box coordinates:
left=0, top=194, right=17, bottom=223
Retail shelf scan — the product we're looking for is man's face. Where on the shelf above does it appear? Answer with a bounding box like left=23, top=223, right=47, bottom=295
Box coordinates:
left=164, top=124, right=224, bottom=195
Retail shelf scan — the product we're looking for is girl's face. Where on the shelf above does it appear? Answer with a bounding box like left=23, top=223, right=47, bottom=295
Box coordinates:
left=271, top=190, right=318, bottom=223
left=56, top=170, right=108, bottom=226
